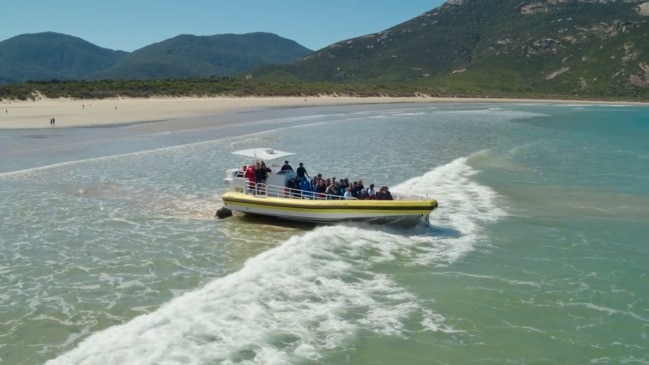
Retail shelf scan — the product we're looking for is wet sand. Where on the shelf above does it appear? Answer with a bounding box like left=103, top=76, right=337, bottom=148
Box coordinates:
left=2, top=95, right=646, bottom=130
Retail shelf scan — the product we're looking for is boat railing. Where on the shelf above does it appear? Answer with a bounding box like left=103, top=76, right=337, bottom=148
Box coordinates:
left=230, top=178, right=430, bottom=201
left=248, top=181, right=337, bottom=200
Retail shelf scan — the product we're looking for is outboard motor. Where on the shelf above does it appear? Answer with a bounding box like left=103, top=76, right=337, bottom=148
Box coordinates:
left=215, top=207, right=233, bottom=219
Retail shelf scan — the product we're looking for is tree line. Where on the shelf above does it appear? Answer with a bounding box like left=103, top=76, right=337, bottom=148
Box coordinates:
left=0, top=78, right=430, bottom=101
left=1, top=77, right=643, bottom=102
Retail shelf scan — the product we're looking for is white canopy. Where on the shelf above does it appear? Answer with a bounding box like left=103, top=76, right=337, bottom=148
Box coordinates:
left=231, top=148, right=295, bottom=162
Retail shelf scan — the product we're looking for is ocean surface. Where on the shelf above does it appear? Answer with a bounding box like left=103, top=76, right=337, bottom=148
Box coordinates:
left=0, top=102, right=647, bottom=365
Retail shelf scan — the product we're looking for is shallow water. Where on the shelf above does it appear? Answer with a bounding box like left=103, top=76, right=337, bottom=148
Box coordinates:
left=1, top=102, right=647, bottom=364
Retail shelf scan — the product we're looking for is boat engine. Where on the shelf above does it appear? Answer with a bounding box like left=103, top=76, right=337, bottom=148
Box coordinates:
left=215, top=207, right=233, bottom=219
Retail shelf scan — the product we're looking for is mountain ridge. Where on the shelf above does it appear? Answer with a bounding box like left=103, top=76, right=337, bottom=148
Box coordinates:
left=0, top=32, right=312, bottom=83
left=0, top=32, right=128, bottom=83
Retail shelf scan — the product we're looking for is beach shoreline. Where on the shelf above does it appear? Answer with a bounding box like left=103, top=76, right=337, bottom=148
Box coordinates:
left=1, top=95, right=647, bottom=130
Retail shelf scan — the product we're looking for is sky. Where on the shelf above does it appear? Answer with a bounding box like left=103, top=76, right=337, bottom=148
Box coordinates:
left=1, top=0, right=446, bottom=52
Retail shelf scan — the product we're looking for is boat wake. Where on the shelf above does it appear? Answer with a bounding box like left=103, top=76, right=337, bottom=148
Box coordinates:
left=46, top=156, right=505, bottom=365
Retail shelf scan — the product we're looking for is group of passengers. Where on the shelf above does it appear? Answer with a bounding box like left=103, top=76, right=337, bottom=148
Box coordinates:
left=281, top=160, right=393, bottom=200
left=243, top=161, right=272, bottom=193
left=240, top=160, right=393, bottom=200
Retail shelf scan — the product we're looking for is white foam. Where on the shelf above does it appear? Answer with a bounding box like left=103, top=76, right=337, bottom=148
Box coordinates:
left=394, top=155, right=506, bottom=262
left=46, top=156, right=504, bottom=364
left=45, top=228, right=421, bottom=364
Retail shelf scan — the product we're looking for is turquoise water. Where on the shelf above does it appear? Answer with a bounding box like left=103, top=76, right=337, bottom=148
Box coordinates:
left=0, top=102, right=647, bottom=364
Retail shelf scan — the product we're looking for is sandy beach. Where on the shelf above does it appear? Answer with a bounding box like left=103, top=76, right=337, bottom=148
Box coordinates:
left=1, top=95, right=646, bottom=130
left=0, top=96, right=430, bottom=130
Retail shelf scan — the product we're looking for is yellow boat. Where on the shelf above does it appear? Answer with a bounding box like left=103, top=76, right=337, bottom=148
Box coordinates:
left=218, top=148, right=438, bottom=226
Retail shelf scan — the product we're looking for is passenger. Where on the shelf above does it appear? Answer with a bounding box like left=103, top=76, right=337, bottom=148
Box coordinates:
left=325, top=182, right=338, bottom=199
left=338, top=178, right=348, bottom=192
left=314, top=179, right=327, bottom=199
left=280, top=160, right=293, bottom=173
left=244, top=164, right=256, bottom=192
left=355, top=179, right=365, bottom=199
left=377, top=186, right=393, bottom=200
left=299, top=178, right=312, bottom=191
left=255, top=161, right=268, bottom=194
left=299, top=178, right=312, bottom=199
left=261, top=161, right=272, bottom=174
left=367, top=184, right=377, bottom=199
left=360, top=188, right=369, bottom=200
left=352, top=181, right=363, bottom=199
left=377, top=186, right=388, bottom=200
left=344, top=186, right=354, bottom=199
left=296, top=162, right=310, bottom=181
left=309, top=173, right=320, bottom=190
left=287, top=177, right=300, bottom=198
left=384, top=186, right=393, bottom=200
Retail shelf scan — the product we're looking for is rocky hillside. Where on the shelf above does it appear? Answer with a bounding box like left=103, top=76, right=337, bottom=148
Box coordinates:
left=254, top=0, right=649, bottom=98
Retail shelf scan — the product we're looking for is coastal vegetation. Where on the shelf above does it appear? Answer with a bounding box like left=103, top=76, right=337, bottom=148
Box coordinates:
left=0, top=78, right=423, bottom=100
left=1, top=77, right=645, bottom=102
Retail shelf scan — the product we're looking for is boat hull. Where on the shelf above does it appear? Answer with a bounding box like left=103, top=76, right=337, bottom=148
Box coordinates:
left=221, top=192, right=438, bottom=226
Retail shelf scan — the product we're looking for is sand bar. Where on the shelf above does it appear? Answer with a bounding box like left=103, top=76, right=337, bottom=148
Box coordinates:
left=1, top=95, right=646, bottom=130
left=0, top=96, right=431, bottom=130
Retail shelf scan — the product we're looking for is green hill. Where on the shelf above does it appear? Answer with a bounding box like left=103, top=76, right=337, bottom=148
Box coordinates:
left=0, top=32, right=127, bottom=83
left=92, top=33, right=312, bottom=80
left=253, top=0, right=649, bottom=99
left=0, top=32, right=312, bottom=83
